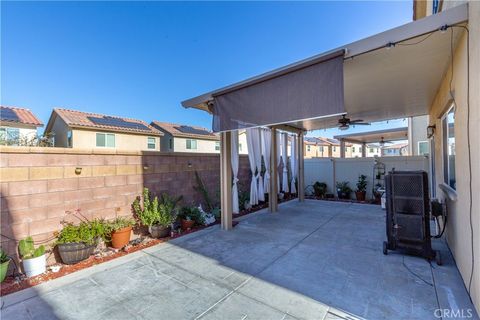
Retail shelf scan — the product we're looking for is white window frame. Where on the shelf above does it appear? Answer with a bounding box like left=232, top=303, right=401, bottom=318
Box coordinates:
left=186, top=139, right=197, bottom=150
left=96, top=132, right=115, bottom=148
left=441, top=104, right=456, bottom=190
left=147, top=137, right=156, bottom=150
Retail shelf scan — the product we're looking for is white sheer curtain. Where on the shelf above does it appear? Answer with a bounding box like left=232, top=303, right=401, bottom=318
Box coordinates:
left=231, top=131, right=239, bottom=213
left=290, top=134, right=297, bottom=194
left=254, top=129, right=265, bottom=202
left=276, top=131, right=282, bottom=193
left=261, top=128, right=271, bottom=194
left=246, top=128, right=259, bottom=205
left=281, top=132, right=289, bottom=193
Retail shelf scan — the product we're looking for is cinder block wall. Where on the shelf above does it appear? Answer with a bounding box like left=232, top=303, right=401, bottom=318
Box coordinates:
left=0, top=147, right=251, bottom=263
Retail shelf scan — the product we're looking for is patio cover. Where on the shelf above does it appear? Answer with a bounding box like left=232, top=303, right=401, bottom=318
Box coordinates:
left=334, top=127, right=408, bottom=144
left=182, top=4, right=468, bottom=132
left=212, top=51, right=345, bottom=132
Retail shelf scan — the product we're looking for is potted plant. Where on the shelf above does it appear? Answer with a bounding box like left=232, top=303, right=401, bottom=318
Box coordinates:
left=18, top=237, right=46, bottom=277
left=133, top=188, right=181, bottom=238
left=179, top=206, right=204, bottom=231
left=355, top=175, right=368, bottom=201
left=336, top=181, right=352, bottom=200
left=107, top=217, right=135, bottom=249
left=56, top=219, right=107, bottom=265
left=313, top=182, right=327, bottom=198
left=1, top=249, right=11, bottom=282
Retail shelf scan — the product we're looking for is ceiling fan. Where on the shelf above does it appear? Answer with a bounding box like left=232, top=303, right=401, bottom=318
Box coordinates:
left=337, top=115, right=371, bottom=130
left=379, top=136, right=394, bottom=147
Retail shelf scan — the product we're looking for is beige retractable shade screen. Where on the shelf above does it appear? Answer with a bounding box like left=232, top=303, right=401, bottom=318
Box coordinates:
left=212, top=50, right=345, bottom=132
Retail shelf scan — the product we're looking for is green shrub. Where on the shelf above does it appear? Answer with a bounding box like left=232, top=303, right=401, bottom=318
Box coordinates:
left=356, top=175, right=368, bottom=192
left=133, top=188, right=181, bottom=227
left=179, top=206, right=204, bottom=225
left=18, top=237, right=45, bottom=260
left=313, top=182, right=327, bottom=198
left=1, top=249, right=10, bottom=263
left=56, top=220, right=109, bottom=245
left=336, top=181, right=352, bottom=194
left=106, top=217, right=135, bottom=232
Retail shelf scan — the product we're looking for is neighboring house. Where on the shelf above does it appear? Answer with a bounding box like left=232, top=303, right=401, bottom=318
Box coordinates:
left=0, top=106, right=43, bottom=145
left=45, top=108, right=162, bottom=151
left=381, top=143, right=408, bottom=157
left=304, top=137, right=329, bottom=158
left=151, top=121, right=219, bottom=153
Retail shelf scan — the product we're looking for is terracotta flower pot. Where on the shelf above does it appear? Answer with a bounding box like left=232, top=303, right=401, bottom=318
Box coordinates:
left=355, top=191, right=366, bottom=201
left=111, top=226, right=132, bottom=249
left=181, top=219, right=195, bottom=231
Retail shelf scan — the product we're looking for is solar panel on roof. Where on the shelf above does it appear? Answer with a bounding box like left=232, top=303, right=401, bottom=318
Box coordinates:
left=88, top=116, right=150, bottom=131
left=0, top=108, right=20, bottom=122
left=176, top=125, right=212, bottom=136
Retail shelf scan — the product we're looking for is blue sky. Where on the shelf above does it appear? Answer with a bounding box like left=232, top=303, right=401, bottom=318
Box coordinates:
left=2, top=1, right=412, bottom=138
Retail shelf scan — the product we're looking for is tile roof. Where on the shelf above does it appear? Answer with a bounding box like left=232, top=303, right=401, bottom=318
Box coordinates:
left=0, top=106, right=43, bottom=127
left=50, top=108, right=162, bottom=136
left=151, top=121, right=219, bottom=141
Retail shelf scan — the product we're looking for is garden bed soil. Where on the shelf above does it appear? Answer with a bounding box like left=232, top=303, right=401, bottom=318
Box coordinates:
left=0, top=198, right=284, bottom=297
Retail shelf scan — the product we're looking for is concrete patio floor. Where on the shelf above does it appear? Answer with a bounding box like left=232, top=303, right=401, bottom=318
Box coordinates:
left=1, top=200, right=478, bottom=320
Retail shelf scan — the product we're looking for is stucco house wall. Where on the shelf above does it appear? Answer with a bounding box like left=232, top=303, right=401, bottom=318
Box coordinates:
left=72, top=129, right=160, bottom=151
left=427, top=3, right=479, bottom=309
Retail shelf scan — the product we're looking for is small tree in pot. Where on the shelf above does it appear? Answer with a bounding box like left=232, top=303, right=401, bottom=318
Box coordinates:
left=313, top=182, right=327, bottom=198
left=336, top=181, right=352, bottom=200
left=133, top=188, right=181, bottom=238
left=179, top=206, right=204, bottom=231
left=355, top=175, right=368, bottom=201
left=18, top=237, right=46, bottom=277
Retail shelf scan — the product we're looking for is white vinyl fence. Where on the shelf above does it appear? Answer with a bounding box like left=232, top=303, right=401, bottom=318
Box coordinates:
left=304, top=156, right=430, bottom=199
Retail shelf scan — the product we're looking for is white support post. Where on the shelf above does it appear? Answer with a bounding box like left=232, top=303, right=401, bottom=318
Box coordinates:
left=220, top=131, right=233, bottom=230
left=297, top=132, right=305, bottom=202
left=269, top=127, right=278, bottom=212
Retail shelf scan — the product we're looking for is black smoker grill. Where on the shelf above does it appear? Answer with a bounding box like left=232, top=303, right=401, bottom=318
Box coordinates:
left=382, top=170, right=441, bottom=264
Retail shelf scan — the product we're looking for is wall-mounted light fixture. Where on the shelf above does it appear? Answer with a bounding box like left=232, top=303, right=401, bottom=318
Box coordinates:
left=75, top=167, right=82, bottom=175
left=143, top=165, right=150, bottom=170
left=385, top=42, right=396, bottom=50
left=427, top=125, right=436, bottom=139
left=188, top=162, right=193, bottom=168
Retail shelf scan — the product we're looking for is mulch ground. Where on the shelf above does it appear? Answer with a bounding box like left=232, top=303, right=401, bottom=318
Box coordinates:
left=1, top=199, right=289, bottom=297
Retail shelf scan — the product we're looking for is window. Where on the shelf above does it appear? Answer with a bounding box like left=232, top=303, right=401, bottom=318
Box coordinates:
left=359, top=147, right=363, bottom=153
left=239, top=143, right=243, bottom=152
left=0, top=127, right=20, bottom=145
left=320, top=146, right=324, bottom=152
left=370, top=148, right=374, bottom=153
left=67, top=131, right=72, bottom=148
left=169, top=138, right=173, bottom=150
left=333, top=147, right=336, bottom=152
left=186, top=139, right=197, bottom=150
left=352, top=147, right=355, bottom=153
left=307, top=145, right=311, bottom=152
left=418, top=141, right=429, bottom=156
left=215, top=141, right=220, bottom=151
left=442, top=105, right=456, bottom=189
left=147, top=137, right=156, bottom=149
left=96, top=133, right=115, bottom=147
